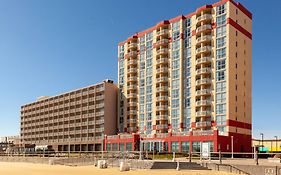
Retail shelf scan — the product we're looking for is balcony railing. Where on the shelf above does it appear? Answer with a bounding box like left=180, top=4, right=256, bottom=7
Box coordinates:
left=156, top=67, right=168, bottom=74
left=128, top=102, right=137, bottom=106
left=156, top=77, right=168, bottom=82
left=155, top=39, right=169, bottom=46
left=157, top=29, right=169, bottom=36
left=196, top=56, right=212, bottom=64
left=196, top=111, right=212, bottom=116
left=196, top=35, right=212, bottom=43
left=196, top=14, right=212, bottom=23
left=128, top=110, right=137, bottom=115
left=128, top=77, right=137, bottom=82
left=192, top=130, right=213, bottom=136
left=156, top=124, right=168, bottom=130
left=127, top=43, right=138, bottom=49
left=196, top=68, right=211, bottom=75
left=156, top=96, right=168, bottom=101
left=156, top=115, right=168, bottom=120
left=196, top=89, right=212, bottom=96
left=127, top=93, right=137, bottom=98
left=156, top=57, right=168, bottom=64
left=156, top=48, right=169, bottom=55
left=127, top=59, right=137, bottom=65
left=127, top=68, right=137, bottom=74
left=196, top=46, right=212, bottom=54
left=156, top=86, right=168, bottom=92
left=127, top=51, right=138, bottom=57
left=196, top=24, right=212, bottom=33
left=127, top=85, right=137, bottom=90
left=196, top=78, right=212, bottom=85
left=156, top=105, right=168, bottom=111
left=196, top=100, right=212, bottom=106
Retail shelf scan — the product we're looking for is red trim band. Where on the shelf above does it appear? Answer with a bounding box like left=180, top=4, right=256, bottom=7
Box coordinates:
left=227, top=18, right=252, bottom=40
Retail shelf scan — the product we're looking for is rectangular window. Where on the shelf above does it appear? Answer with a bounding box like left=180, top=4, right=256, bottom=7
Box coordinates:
left=171, top=89, right=179, bottom=98
left=126, top=143, right=132, bottom=151
left=171, top=109, right=180, bottom=118
left=216, top=93, right=226, bottom=103
left=216, top=26, right=226, bottom=37
left=216, top=82, right=226, bottom=92
left=216, top=4, right=226, bottom=15
left=172, top=79, right=180, bottom=89
left=171, top=142, right=179, bottom=152
left=216, top=36, right=226, bottom=48
left=216, top=59, right=226, bottom=70
left=216, top=70, right=226, bottom=81
left=172, top=69, right=180, bottom=79
left=146, top=41, right=153, bottom=50
left=216, top=14, right=226, bottom=26
left=172, top=21, right=180, bottom=31
left=216, top=48, right=226, bottom=59
left=181, top=142, right=190, bottom=152
left=172, top=40, right=180, bottom=50
left=216, top=115, right=226, bottom=125
left=185, top=18, right=191, bottom=28
left=216, top=104, right=226, bottom=115
left=172, top=31, right=180, bottom=41
left=184, top=38, right=191, bottom=47
left=172, top=50, right=180, bottom=60
left=172, top=60, right=180, bottom=69
left=171, top=99, right=179, bottom=108
left=192, top=142, right=201, bottom=152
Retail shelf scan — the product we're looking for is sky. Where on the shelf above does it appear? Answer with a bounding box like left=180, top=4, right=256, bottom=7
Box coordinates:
left=0, top=0, right=280, bottom=139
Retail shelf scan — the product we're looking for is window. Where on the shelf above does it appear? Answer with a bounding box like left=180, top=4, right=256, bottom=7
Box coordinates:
left=106, top=144, right=111, bottom=151
left=172, top=40, right=180, bottom=50
left=218, top=126, right=226, bottom=135
left=216, top=60, right=226, bottom=70
left=184, top=28, right=191, bottom=38
left=183, top=117, right=191, bottom=130
left=192, top=142, right=201, bottom=152
left=172, top=119, right=179, bottom=129
left=126, top=143, right=132, bottom=151
left=216, top=104, right=226, bottom=115
left=120, top=143, right=125, bottom=151
left=139, top=36, right=145, bottom=44
left=171, top=109, right=180, bottom=118
left=146, top=103, right=152, bottom=112
left=172, top=79, right=180, bottom=89
left=216, top=37, right=226, bottom=48
left=172, top=21, right=180, bottom=31
left=112, top=143, right=118, bottom=151
left=146, top=113, right=152, bottom=121
left=171, top=89, right=179, bottom=98
left=185, top=18, right=191, bottom=27
left=146, top=41, right=153, bottom=50
left=172, top=50, right=180, bottom=60
left=217, top=4, right=226, bottom=15
left=216, top=93, right=226, bottom=103
left=172, top=31, right=180, bottom=41
left=184, top=38, right=191, bottom=47
left=216, top=26, right=226, bottom=37
left=216, top=15, right=226, bottom=26
left=171, top=142, right=179, bottom=152
left=216, top=82, right=226, bottom=92
left=216, top=70, right=226, bottom=81
left=139, top=105, right=144, bottom=113
left=146, top=32, right=153, bottom=41
left=171, top=99, right=179, bottom=108
left=216, top=48, right=226, bottom=59
left=172, top=60, right=180, bottom=69
left=184, top=98, right=191, bottom=107
left=181, top=142, right=190, bottom=152
left=172, top=69, right=180, bottom=79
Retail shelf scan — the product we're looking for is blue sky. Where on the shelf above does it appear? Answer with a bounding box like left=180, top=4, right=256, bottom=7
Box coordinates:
left=0, top=0, right=280, bottom=139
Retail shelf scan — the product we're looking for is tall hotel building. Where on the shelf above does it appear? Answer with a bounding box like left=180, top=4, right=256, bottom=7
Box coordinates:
left=116, top=0, right=252, bottom=152
left=20, top=80, right=117, bottom=151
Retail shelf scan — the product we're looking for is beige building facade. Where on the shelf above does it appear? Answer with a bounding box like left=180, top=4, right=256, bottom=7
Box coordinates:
left=20, top=80, right=117, bottom=151
left=117, top=0, right=252, bottom=152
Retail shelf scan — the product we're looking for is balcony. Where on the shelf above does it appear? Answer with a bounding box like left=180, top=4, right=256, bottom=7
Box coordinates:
left=127, top=93, right=137, bottom=99
left=196, top=68, right=211, bottom=75
left=96, top=119, right=104, bottom=125
left=96, top=111, right=104, bottom=116
left=156, top=48, right=169, bottom=55
left=156, top=96, right=168, bottom=101
left=127, top=76, right=137, bottom=82
left=127, top=59, right=137, bottom=66
left=127, top=43, right=137, bottom=49
left=156, top=115, right=168, bottom=120
left=156, top=67, right=168, bottom=74
left=196, top=14, right=212, bottom=23
left=127, top=68, right=137, bottom=74
left=156, top=86, right=168, bottom=92
left=156, top=105, right=168, bottom=111
left=196, top=78, right=212, bottom=85
left=196, top=46, right=212, bottom=54
left=196, top=100, right=212, bottom=106
left=156, top=57, right=168, bottom=64
left=196, top=35, right=212, bottom=44
left=196, top=89, right=212, bottom=96
left=156, top=77, right=168, bottom=83
left=192, top=130, right=213, bottom=136
left=96, top=103, right=104, bottom=108
left=127, top=85, right=137, bottom=90
left=196, top=111, right=212, bottom=116
left=128, top=110, right=137, bottom=115
left=156, top=124, right=168, bottom=130
left=127, top=51, right=138, bottom=57
left=196, top=24, right=212, bottom=33
left=155, top=39, right=169, bottom=47
left=128, top=102, right=137, bottom=106
left=196, top=56, right=212, bottom=65
left=157, top=29, right=169, bottom=36
left=128, top=118, right=137, bottom=123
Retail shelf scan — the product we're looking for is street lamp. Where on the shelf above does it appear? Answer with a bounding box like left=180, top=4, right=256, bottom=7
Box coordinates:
left=231, top=136, right=234, bottom=159
left=274, top=136, right=278, bottom=153
left=260, top=133, right=264, bottom=152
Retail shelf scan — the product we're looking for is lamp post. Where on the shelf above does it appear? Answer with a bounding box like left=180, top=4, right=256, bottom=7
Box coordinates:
left=68, top=136, right=71, bottom=157
left=274, top=136, right=278, bottom=153
left=231, top=136, right=234, bottom=159
left=260, top=133, right=264, bottom=152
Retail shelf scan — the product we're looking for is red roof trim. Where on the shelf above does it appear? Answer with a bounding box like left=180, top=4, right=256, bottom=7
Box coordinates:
left=227, top=18, right=252, bottom=40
